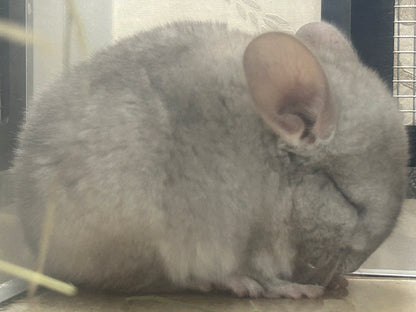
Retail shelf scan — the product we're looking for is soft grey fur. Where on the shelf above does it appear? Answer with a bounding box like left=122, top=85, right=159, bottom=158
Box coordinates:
left=9, top=22, right=408, bottom=298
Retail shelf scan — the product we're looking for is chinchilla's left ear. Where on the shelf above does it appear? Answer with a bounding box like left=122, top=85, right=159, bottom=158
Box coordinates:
left=243, top=32, right=335, bottom=147
left=296, top=22, right=356, bottom=59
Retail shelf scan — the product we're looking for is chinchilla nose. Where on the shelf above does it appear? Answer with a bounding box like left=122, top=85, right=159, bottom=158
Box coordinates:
left=343, top=251, right=371, bottom=273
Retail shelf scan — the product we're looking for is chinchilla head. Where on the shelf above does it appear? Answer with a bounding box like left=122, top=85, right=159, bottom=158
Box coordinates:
left=243, top=22, right=408, bottom=278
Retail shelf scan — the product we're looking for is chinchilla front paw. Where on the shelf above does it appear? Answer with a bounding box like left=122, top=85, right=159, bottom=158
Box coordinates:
left=263, top=281, right=324, bottom=299
left=220, top=275, right=324, bottom=299
left=221, top=275, right=265, bottom=298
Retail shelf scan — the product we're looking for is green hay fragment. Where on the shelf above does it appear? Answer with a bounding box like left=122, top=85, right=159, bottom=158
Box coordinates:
left=249, top=300, right=264, bottom=312
left=126, top=295, right=218, bottom=312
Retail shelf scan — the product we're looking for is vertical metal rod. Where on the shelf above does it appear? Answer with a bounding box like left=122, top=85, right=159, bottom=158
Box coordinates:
left=397, top=0, right=402, bottom=118
left=413, top=2, right=416, bottom=125
left=26, top=0, right=33, bottom=108
left=63, top=2, right=73, bottom=73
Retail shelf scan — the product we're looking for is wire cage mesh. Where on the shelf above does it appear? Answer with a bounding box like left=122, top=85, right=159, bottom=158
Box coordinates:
left=395, top=1, right=416, bottom=197
left=394, top=0, right=416, bottom=125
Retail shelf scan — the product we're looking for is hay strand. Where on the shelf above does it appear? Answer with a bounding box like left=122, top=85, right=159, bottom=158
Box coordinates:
left=27, top=184, right=58, bottom=297
left=0, top=259, right=77, bottom=296
left=64, top=0, right=88, bottom=58
left=0, top=19, right=52, bottom=53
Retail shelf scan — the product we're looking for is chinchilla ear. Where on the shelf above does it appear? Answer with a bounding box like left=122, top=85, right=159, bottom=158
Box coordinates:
left=296, top=22, right=356, bottom=58
left=243, top=32, right=335, bottom=146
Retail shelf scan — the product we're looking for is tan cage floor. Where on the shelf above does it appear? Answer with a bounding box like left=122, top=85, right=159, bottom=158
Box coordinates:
left=1, top=276, right=415, bottom=312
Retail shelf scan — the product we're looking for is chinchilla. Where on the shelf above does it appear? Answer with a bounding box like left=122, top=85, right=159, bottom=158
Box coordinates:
left=9, top=21, right=408, bottom=298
